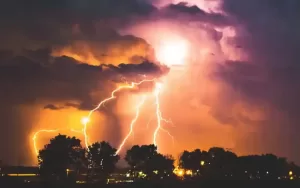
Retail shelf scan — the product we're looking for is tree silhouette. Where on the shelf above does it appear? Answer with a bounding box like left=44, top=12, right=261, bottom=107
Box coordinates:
left=125, top=144, right=174, bottom=180
left=206, top=147, right=237, bottom=179
left=125, top=144, right=157, bottom=173
left=144, top=153, right=175, bottom=180
left=87, top=141, right=120, bottom=183
left=179, top=149, right=202, bottom=173
left=178, top=147, right=300, bottom=180
left=236, top=154, right=290, bottom=180
left=179, top=149, right=214, bottom=178
left=38, top=134, right=85, bottom=181
left=36, top=136, right=300, bottom=182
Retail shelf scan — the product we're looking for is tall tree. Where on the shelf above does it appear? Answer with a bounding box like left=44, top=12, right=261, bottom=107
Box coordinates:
left=125, top=144, right=157, bottom=173
left=87, top=141, right=119, bottom=182
left=38, top=134, right=85, bottom=181
left=207, top=147, right=237, bottom=179
left=145, top=153, right=175, bottom=179
left=179, top=149, right=202, bottom=172
left=125, top=144, right=174, bottom=180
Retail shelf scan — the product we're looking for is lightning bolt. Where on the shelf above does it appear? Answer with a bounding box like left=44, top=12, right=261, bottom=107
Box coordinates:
left=153, top=82, right=174, bottom=150
left=82, top=79, right=156, bottom=149
left=116, top=95, right=146, bottom=154
left=160, top=127, right=175, bottom=145
left=70, top=128, right=84, bottom=135
left=33, top=128, right=85, bottom=156
left=32, top=78, right=174, bottom=159
left=32, top=129, right=58, bottom=155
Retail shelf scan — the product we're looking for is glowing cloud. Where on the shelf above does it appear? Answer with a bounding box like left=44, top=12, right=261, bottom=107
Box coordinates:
left=156, top=38, right=189, bottom=66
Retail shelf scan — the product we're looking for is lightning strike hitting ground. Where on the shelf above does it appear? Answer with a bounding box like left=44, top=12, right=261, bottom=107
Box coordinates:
left=32, top=129, right=58, bottom=155
left=82, top=79, right=156, bottom=149
left=32, top=79, right=174, bottom=158
left=153, top=83, right=174, bottom=149
left=116, top=95, right=146, bottom=154
left=33, top=128, right=85, bottom=156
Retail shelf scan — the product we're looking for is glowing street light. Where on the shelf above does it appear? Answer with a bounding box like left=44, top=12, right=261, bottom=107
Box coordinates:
left=177, top=169, right=184, bottom=176
left=200, top=160, right=205, bottom=166
left=186, top=170, right=193, bottom=175
left=66, top=168, right=70, bottom=177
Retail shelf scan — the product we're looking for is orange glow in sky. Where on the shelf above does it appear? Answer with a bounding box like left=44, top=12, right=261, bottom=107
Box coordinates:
left=30, top=28, right=242, bottom=165
left=28, top=1, right=270, bottom=166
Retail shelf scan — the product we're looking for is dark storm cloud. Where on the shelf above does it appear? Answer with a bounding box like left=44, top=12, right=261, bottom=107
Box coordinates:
left=0, top=0, right=155, bottom=30
left=221, top=0, right=300, bottom=66
left=0, top=47, right=167, bottom=165
left=155, top=2, right=230, bottom=26
left=207, top=0, right=300, bottom=162
left=103, top=60, right=169, bottom=76
left=0, top=0, right=156, bottom=51
left=0, top=49, right=167, bottom=105
left=215, top=0, right=300, bottom=116
left=44, top=104, right=64, bottom=110
left=42, top=59, right=169, bottom=111
left=0, top=0, right=230, bottom=51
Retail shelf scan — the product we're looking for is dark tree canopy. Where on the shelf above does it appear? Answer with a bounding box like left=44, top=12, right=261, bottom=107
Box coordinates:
left=178, top=147, right=300, bottom=180
left=125, top=144, right=174, bottom=179
left=145, top=153, right=175, bottom=179
left=125, top=144, right=158, bottom=171
left=35, top=135, right=300, bottom=182
left=38, top=134, right=85, bottom=180
left=87, top=141, right=120, bottom=181
left=179, top=149, right=202, bottom=171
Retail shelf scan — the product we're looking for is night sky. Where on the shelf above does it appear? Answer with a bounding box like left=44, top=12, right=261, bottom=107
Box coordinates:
left=0, top=0, right=300, bottom=165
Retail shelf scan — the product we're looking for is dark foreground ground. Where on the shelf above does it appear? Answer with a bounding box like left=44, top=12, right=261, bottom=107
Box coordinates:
left=1, top=181, right=300, bottom=188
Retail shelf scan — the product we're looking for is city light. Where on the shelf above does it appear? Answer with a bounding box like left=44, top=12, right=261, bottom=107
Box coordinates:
left=174, top=169, right=185, bottom=177
left=185, top=170, right=193, bottom=175
left=138, top=171, right=147, bottom=178
left=7, top=174, right=37, bottom=177
left=178, top=170, right=184, bottom=176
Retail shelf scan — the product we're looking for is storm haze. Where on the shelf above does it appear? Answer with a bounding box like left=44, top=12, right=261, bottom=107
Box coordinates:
left=0, top=0, right=300, bottom=165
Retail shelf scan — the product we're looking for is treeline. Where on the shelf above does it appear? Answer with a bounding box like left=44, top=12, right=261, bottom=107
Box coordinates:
left=37, top=134, right=299, bottom=182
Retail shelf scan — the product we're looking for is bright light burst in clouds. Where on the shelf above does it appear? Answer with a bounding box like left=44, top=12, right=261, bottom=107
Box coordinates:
left=156, top=38, right=189, bottom=66
left=155, top=0, right=223, bottom=13
left=81, top=117, right=90, bottom=125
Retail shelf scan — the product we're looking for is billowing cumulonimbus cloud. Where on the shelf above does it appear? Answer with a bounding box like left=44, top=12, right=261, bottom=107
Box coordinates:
left=0, top=0, right=155, bottom=49
left=44, top=104, right=64, bottom=110
left=0, top=48, right=168, bottom=105
left=209, top=0, right=300, bottom=162
left=0, top=45, right=168, bottom=165
left=123, top=0, right=300, bottom=162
